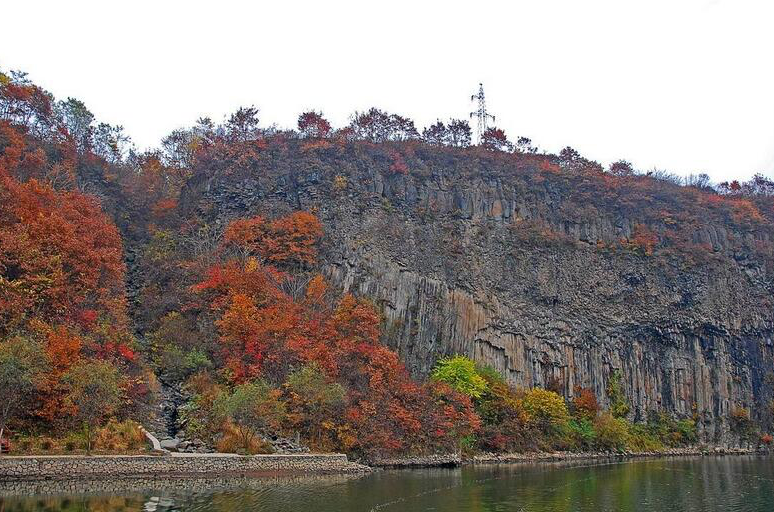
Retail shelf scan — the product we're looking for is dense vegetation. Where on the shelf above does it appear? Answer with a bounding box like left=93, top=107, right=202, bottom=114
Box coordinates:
left=1, top=67, right=773, bottom=458
left=432, top=357, right=701, bottom=453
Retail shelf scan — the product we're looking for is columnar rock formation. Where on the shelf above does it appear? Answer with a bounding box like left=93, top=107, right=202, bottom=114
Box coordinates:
left=181, top=148, right=774, bottom=442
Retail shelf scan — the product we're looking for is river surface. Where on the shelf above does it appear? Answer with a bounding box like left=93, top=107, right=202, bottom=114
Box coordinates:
left=1, top=456, right=773, bottom=511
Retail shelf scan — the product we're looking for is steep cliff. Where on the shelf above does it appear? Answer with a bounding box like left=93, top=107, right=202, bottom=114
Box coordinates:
left=180, top=142, right=774, bottom=442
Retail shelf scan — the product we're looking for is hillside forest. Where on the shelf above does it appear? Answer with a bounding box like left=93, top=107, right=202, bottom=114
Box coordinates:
left=1, top=67, right=772, bottom=458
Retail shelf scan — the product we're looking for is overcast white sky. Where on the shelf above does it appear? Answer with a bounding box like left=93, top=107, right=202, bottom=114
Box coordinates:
left=2, top=0, right=773, bottom=182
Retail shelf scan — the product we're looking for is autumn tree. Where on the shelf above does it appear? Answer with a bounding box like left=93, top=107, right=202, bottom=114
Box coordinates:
left=447, top=119, right=472, bottom=147
left=225, top=106, right=261, bottom=143
left=198, top=216, right=481, bottom=457
left=214, top=381, right=286, bottom=454
left=64, top=360, right=123, bottom=453
left=474, top=372, right=534, bottom=452
left=223, top=211, right=323, bottom=267
left=572, top=387, right=600, bottom=420
left=609, top=159, right=635, bottom=177
left=422, top=121, right=449, bottom=145
left=480, top=127, right=512, bottom=152
left=284, top=364, right=346, bottom=449
left=160, top=118, right=216, bottom=169
left=36, top=326, right=84, bottom=422
left=350, top=108, right=419, bottom=142
left=558, top=146, right=603, bottom=174
left=297, top=111, right=332, bottom=138
left=0, top=175, right=128, bottom=336
left=56, top=97, right=94, bottom=153
left=0, top=336, right=48, bottom=453
left=0, top=69, right=56, bottom=138
left=431, top=355, right=488, bottom=399
left=719, top=173, right=774, bottom=197
left=521, top=387, right=571, bottom=440
left=92, top=123, right=131, bottom=164
left=514, top=136, right=538, bottom=154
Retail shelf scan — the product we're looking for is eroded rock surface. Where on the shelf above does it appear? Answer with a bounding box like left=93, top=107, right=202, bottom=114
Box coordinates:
left=181, top=152, right=774, bottom=442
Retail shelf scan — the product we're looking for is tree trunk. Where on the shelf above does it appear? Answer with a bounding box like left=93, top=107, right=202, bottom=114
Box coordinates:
left=0, top=426, right=4, bottom=455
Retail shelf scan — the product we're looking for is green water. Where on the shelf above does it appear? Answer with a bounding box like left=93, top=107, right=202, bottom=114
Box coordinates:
left=1, top=456, right=773, bottom=511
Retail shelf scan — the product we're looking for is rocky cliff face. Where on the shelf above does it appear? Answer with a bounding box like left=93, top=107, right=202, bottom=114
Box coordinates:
left=181, top=146, right=774, bottom=442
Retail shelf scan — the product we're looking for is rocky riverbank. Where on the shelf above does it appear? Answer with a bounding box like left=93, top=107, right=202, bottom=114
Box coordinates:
left=0, top=453, right=370, bottom=481
left=371, top=454, right=462, bottom=468
left=470, top=446, right=765, bottom=464
left=371, top=446, right=768, bottom=468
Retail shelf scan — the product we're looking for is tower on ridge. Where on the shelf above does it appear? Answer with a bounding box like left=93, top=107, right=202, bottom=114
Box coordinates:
left=470, top=83, right=495, bottom=145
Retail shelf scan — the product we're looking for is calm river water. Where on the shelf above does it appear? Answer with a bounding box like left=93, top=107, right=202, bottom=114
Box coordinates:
left=1, top=456, right=773, bottom=511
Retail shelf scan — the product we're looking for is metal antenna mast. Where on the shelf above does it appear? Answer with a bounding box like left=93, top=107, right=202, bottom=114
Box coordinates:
left=470, top=83, right=495, bottom=144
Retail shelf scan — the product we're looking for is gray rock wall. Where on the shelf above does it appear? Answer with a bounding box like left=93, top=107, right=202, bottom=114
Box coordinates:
left=180, top=153, right=774, bottom=441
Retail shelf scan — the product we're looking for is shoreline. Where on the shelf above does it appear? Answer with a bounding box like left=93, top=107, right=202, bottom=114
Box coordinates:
left=373, top=446, right=769, bottom=469
left=1, top=446, right=768, bottom=481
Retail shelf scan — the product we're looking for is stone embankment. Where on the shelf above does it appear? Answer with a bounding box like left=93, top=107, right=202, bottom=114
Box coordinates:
left=0, top=472, right=364, bottom=497
left=0, top=453, right=370, bottom=481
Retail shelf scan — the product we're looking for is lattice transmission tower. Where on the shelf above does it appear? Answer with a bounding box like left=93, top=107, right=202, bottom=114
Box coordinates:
left=470, top=83, right=495, bottom=145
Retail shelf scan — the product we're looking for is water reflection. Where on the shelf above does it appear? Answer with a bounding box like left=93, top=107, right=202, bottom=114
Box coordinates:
left=1, top=456, right=772, bottom=512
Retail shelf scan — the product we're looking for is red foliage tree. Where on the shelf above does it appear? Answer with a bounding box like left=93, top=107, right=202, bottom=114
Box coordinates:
left=197, top=213, right=479, bottom=457
left=223, top=211, right=323, bottom=267
left=297, top=111, right=331, bottom=139
left=0, top=175, right=128, bottom=335
left=572, top=387, right=600, bottom=420
left=481, top=127, right=512, bottom=152
left=350, top=108, right=419, bottom=142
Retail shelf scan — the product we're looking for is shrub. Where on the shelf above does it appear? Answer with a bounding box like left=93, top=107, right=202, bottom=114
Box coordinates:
left=474, top=364, right=506, bottom=385
left=180, top=372, right=226, bottom=444
left=475, top=374, right=537, bottom=453
left=39, top=437, right=54, bottom=452
left=63, top=360, right=123, bottom=453
left=672, top=419, right=698, bottom=446
left=93, top=419, right=147, bottom=452
left=64, top=433, right=83, bottom=452
left=521, top=388, right=571, bottom=441
left=606, top=370, right=630, bottom=419
left=626, top=423, right=663, bottom=452
left=213, top=380, right=286, bottom=455
left=572, top=387, right=599, bottom=420
left=431, top=355, right=488, bottom=399
left=568, top=418, right=596, bottom=450
left=150, top=313, right=212, bottom=382
left=730, top=407, right=758, bottom=441
left=594, top=413, right=629, bottom=451
left=284, top=364, right=346, bottom=451
left=645, top=412, right=696, bottom=447
left=216, top=423, right=274, bottom=455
